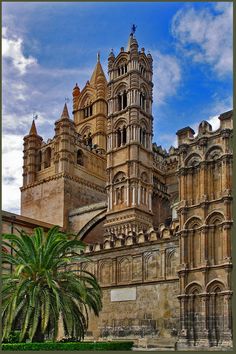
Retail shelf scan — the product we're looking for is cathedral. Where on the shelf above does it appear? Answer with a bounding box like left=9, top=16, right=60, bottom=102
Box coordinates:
left=4, top=31, right=233, bottom=350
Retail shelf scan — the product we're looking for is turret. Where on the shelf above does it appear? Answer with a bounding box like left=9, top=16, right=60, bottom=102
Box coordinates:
left=108, top=49, right=115, bottom=76
left=23, top=120, right=43, bottom=186
left=72, top=83, right=80, bottom=112
left=54, top=103, right=76, bottom=174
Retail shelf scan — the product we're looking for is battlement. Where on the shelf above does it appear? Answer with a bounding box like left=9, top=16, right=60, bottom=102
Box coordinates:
left=83, top=220, right=179, bottom=254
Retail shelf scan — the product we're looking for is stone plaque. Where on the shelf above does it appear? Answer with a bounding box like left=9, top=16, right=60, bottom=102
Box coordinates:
left=111, top=287, right=136, bottom=302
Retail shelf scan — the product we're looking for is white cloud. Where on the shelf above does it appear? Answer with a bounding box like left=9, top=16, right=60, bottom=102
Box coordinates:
left=171, top=3, right=232, bottom=77
left=2, top=134, right=23, bottom=214
left=152, top=51, right=182, bottom=104
left=192, top=95, right=232, bottom=136
left=158, top=133, right=178, bottom=148
left=2, top=27, right=37, bottom=75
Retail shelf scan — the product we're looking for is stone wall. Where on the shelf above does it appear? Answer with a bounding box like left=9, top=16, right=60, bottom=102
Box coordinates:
left=73, top=236, right=180, bottom=343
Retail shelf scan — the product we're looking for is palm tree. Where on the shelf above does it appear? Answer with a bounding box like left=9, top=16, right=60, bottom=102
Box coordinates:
left=2, top=226, right=102, bottom=342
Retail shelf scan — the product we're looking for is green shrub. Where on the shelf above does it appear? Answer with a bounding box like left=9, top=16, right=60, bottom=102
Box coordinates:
left=2, top=331, right=21, bottom=343
left=2, top=341, right=134, bottom=351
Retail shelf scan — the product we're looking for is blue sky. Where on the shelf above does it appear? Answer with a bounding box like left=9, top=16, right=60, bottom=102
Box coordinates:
left=2, top=1, right=233, bottom=213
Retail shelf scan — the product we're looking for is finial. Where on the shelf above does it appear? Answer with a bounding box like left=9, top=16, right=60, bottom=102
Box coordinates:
left=65, top=97, right=70, bottom=104
left=131, top=24, right=137, bottom=35
left=97, top=51, right=100, bottom=62
left=33, top=112, right=38, bottom=120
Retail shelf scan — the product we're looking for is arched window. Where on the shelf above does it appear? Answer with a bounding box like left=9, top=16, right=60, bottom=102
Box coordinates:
left=115, top=125, right=127, bottom=148
left=77, top=150, right=84, bottom=166
left=123, top=91, right=127, bottom=108
left=44, top=147, right=51, bottom=168
left=113, top=172, right=126, bottom=206
left=140, top=92, right=145, bottom=110
left=140, top=128, right=146, bottom=147
left=84, top=104, right=93, bottom=118
left=117, top=128, right=121, bottom=147
left=117, top=91, right=127, bottom=111
left=117, top=63, right=128, bottom=77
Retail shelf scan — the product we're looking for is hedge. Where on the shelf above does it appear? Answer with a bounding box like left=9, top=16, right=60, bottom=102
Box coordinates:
left=2, top=341, right=134, bottom=351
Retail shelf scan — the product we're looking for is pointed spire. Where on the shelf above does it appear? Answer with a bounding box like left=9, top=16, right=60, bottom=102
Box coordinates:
left=29, top=119, right=38, bottom=135
left=60, top=103, right=70, bottom=120
left=90, top=55, right=107, bottom=86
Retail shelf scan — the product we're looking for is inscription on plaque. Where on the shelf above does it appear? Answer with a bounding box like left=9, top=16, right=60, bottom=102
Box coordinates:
left=111, top=287, right=137, bottom=302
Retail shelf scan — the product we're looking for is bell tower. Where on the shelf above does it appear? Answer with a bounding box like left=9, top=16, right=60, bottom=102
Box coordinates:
left=104, top=29, right=154, bottom=236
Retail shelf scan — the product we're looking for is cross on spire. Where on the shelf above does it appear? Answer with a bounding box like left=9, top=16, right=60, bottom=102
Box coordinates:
left=33, top=112, right=38, bottom=120
left=131, top=24, right=137, bottom=35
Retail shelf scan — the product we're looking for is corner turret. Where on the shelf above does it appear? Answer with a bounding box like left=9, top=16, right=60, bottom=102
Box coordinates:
left=22, top=119, right=43, bottom=186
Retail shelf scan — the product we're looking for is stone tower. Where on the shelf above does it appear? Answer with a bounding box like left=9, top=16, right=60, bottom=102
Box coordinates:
left=21, top=59, right=108, bottom=229
left=104, top=32, right=154, bottom=236
left=73, top=54, right=108, bottom=153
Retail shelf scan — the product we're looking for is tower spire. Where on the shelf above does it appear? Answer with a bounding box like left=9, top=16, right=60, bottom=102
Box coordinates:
left=60, top=102, right=70, bottom=120
left=29, top=119, right=38, bottom=135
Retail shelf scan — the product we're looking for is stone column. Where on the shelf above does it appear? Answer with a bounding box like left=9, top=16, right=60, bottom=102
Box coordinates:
left=160, top=249, right=165, bottom=279
left=222, top=224, right=231, bottom=260
left=177, top=296, right=189, bottom=349
left=134, top=126, right=136, bottom=141
left=148, top=192, right=152, bottom=211
left=132, top=186, right=135, bottom=206
left=222, top=293, right=233, bottom=347
left=181, top=230, right=188, bottom=265
left=111, top=133, right=113, bottom=149
left=110, top=187, right=113, bottom=210
left=201, top=227, right=207, bottom=265
left=138, top=182, right=141, bottom=205
left=126, top=181, right=129, bottom=206
left=127, top=126, right=130, bottom=142
left=199, top=294, right=210, bottom=346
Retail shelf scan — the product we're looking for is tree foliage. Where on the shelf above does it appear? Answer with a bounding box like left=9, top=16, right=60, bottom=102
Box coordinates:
left=2, top=226, right=102, bottom=342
